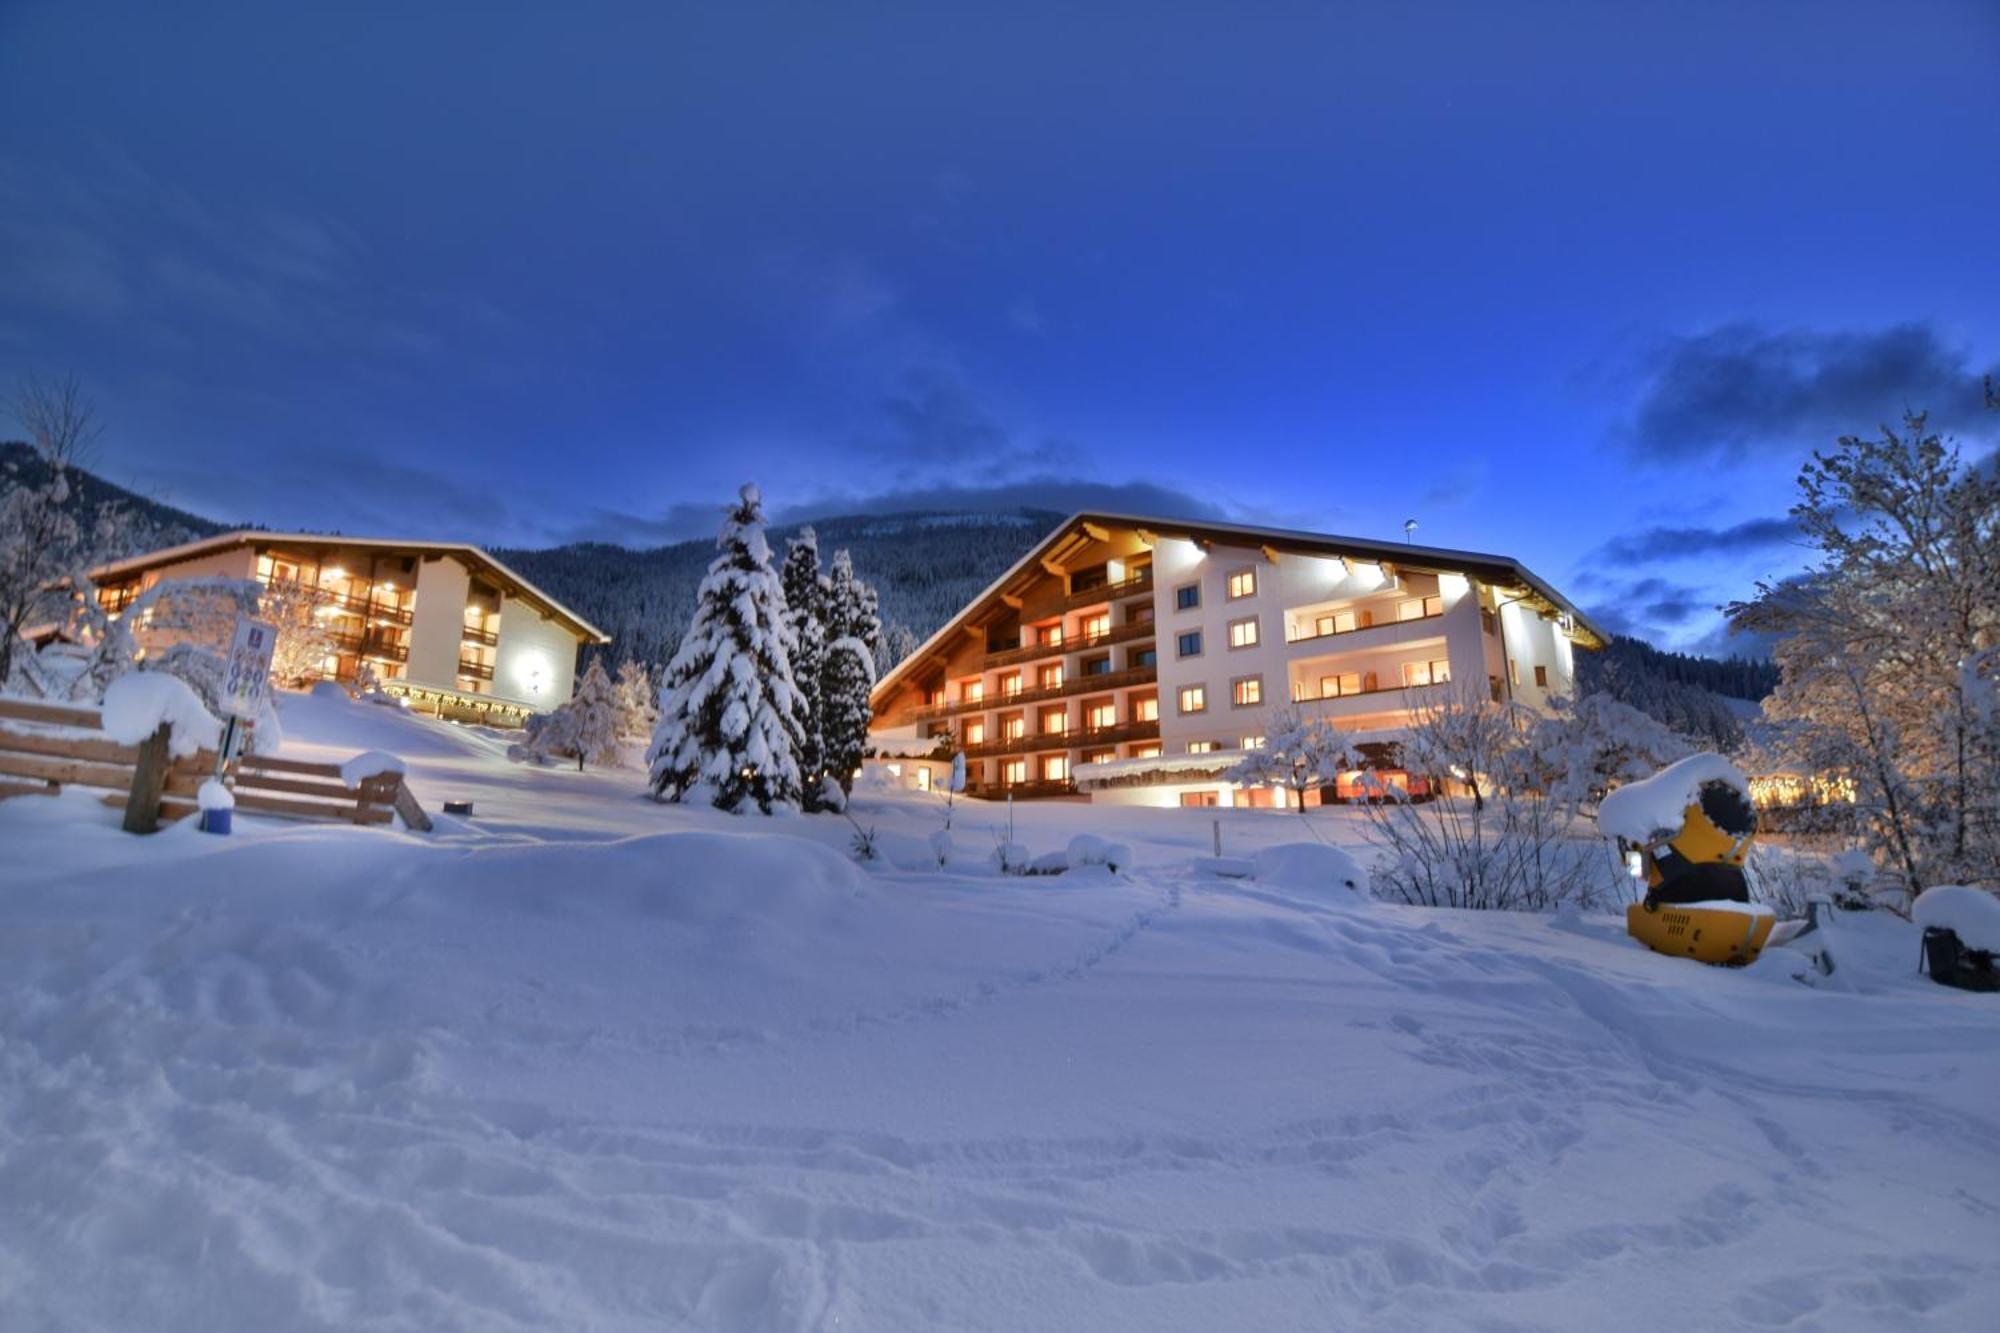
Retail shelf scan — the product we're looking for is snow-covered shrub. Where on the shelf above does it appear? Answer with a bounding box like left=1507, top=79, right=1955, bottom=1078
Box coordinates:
left=1253, top=842, right=1370, bottom=898
left=989, top=833, right=1032, bottom=875
left=1066, top=834, right=1132, bottom=873
left=1356, top=684, right=1618, bottom=911
left=929, top=828, right=954, bottom=869
left=1226, top=705, right=1351, bottom=814
left=1025, top=850, right=1070, bottom=876
left=779, top=529, right=830, bottom=809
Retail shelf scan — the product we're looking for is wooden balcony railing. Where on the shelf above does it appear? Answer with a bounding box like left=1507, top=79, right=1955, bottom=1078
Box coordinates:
left=984, top=618, right=1154, bottom=670
left=1018, top=568, right=1154, bottom=622
left=968, top=778, right=1078, bottom=800
left=903, top=664, right=1159, bottom=724
left=962, top=717, right=1159, bottom=759
left=461, top=623, right=500, bottom=647
left=457, top=657, right=495, bottom=682
left=323, top=592, right=415, bottom=626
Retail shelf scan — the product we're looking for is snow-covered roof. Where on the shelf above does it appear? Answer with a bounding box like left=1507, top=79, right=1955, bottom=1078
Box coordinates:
left=1597, top=752, right=1751, bottom=843
left=90, top=531, right=610, bottom=643
left=871, top=511, right=1608, bottom=703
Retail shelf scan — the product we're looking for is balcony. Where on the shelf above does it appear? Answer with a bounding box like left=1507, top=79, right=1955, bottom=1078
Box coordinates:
left=326, top=628, right=410, bottom=663
left=323, top=592, right=415, bottom=626
left=904, top=663, right=1159, bottom=724
left=970, top=778, right=1078, bottom=801
left=984, top=618, right=1154, bottom=670
left=1286, top=607, right=1443, bottom=648
left=457, top=657, right=495, bottom=682
left=963, top=717, right=1159, bottom=758
left=461, top=623, right=500, bottom=647
left=1017, top=568, right=1154, bottom=622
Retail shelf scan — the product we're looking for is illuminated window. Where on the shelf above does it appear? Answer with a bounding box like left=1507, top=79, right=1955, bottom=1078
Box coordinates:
left=1188, top=740, right=1217, bottom=754
left=1228, top=617, right=1259, bottom=649
left=1241, top=735, right=1265, bottom=750
left=962, top=679, right=984, bottom=702
left=1402, top=659, right=1452, bottom=687
left=1042, top=755, right=1069, bottom=782
left=1040, top=624, right=1064, bottom=646
left=1000, top=672, right=1022, bottom=697
left=1003, top=759, right=1027, bottom=784
left=1086, top=701, right=1116, bottom=730
left=1314, top=608, right=1360, bottom=637
left=1038, top=664, right=1064, bottom=690
left=1232, top=676, right=1262, bottom=706
left=1534, top=664, right=1549, bottom=687
left=1227, top=569, right=1256, bottom=599
left=1130, top=743, right=1162, bottom=759
left=1319, top=671, right=1363, bottom=697
left=1082, top=613, right=1110, bottom=640
left=964, top=719, right=987, bottom=744
left=1180, top=791, right=1220, bottom=807
left=1178, top=685, right=1207, bottom=714
left=1003, top=714, right=1026, bottom=740
left=1081, top=748, right=1116, bottom=764
left=1133, top=695, right=1159, bottom=722
left=1040, top=706, right=1068, bottom=735
left=1398, top=595, right=1444, bottom=621
left=915, top=767, right=932, bottom=792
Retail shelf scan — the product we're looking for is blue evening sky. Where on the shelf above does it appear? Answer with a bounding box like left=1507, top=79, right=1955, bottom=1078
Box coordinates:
left=3, top=0, right=1996, bottom=652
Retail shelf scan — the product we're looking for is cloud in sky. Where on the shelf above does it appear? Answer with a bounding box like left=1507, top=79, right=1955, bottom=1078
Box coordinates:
left=1614, top=322, right=1997, bottom=464
left=1589, top=515, right=1799, bottom=567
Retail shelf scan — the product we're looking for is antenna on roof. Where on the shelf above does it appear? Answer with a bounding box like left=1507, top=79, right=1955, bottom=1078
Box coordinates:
left=1403, top=518, right=1418, bottom=544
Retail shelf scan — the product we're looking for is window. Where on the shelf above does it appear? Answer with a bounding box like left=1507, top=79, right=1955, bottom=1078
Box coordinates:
left=1534, top=664, right=1550, bottom=688
left=1086, top=701, right=1117, bottom=730
left=1133, top=647, right=1158, bottom=668
left=1130, top=603, right=1155, bottom=624
left=1003, top=759, right=1027, bottom=785
left=915, top=766, right=932, bottom=792
left=1039, top=705, right=1068, bottom=735
left=1228, top=617, right=1260, bottom=649
left=1232, top=676, right=1263, bottom=707
left=1397, top=595, right=1444, bottom=622
left=1227, top=568, right=1256, bottom=599
left=1081, top=748, right=1116, bottom=765
left=1039, top=624, right=1064, bottom=646
left=1178, top=685, right=1207, bottom=714
left=1188, top=740, right=1218, bottom=754
left=1180, top=791, right=1221, bottom=807
left=962, top=679, right=984, bottom=703
left=1175, top=583, right=1201, bottom=611
left=927, top=687, right=946, bottom=707
left=1318, top=671, right=1363, bottom=698
left=1402, top=659, right=1452, bottom=687
left=1082, top=613, right=1110, bottom=640
left=1000, top=672, right=1022, bottom=698
left=1042, top=755, right=1069, bottom=782
left=1038, top=664, right=1064, bottom=690
left=1002, top=714, right=1026, bottom=740
left=1133, top=695, right=1160, bottom=722
left=1177, top=630, right=1203, bottom=658
left=1241, top=735, right=1265, bottom=750
left=964, top=719, right=987, bottom=745
left=1084, top=655, right=1112, bottom=676
left=1313, top=608, right=1362, bottom=638
left=1130, top=743, right=1163, bottom=759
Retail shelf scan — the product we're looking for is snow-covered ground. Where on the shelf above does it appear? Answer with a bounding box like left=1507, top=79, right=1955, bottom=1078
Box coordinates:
left=2, top=689, right=1996, bottom=1331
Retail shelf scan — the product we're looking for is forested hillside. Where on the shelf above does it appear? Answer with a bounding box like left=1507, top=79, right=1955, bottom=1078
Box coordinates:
left=499, top=509, right=1059, bottom=674
left=1575, top=633, right=1778, bottom=751
left=0, top=440, right=229, bottom=557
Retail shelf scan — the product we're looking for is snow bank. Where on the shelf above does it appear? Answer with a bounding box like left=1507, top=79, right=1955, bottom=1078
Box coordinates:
left=100, top=671, right=222, bottom=759
left=196, top=778, right=234, bottom=811
left=1254, top=842, right=1370, bottom=897
left=1915, top=886, right=2000, bottom=953
left=340, top=749, right=406, bottom=789
left=1598, top=752, right=1750, bottom=843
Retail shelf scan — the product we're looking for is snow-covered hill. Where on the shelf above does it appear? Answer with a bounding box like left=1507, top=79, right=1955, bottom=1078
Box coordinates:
left=1, top=690, right=1995, bottom=1331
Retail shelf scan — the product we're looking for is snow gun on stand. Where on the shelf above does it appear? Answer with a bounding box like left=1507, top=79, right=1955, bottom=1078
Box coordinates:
left=1597, top=755, right=1775, bottom=967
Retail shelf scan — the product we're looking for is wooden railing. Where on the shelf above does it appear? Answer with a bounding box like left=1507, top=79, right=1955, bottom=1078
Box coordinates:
left=962, top=717, right=1159, bottom=758
left=903, top=664, right=1159, bottom=724
left=457, top=657, right=496, bottom=681
left=1018, top=569, right=1154, bottom=622
left=968, top=778, right=1078, bottom=800
left=984, top=619, right=1155, bottom=670
left=461, top=624, right=500, bottom=647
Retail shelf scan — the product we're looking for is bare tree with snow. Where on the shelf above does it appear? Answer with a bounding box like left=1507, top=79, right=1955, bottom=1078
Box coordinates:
left=1225, top=704, right=1353, bottom=818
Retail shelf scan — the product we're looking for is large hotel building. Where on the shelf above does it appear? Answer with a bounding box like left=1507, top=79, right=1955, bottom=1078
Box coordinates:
left=868, top=514, right=1606, bottom=807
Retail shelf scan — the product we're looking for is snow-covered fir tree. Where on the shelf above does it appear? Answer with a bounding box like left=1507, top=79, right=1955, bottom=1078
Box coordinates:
left=611, top=657, right=656, bottom=738
left=780, top=528, right=830, bottom=810
left=646, top=484, right=808, bottom=813
left=820, top=634, right=876, bottom=800
left=824, top=549, right=881, bottom=660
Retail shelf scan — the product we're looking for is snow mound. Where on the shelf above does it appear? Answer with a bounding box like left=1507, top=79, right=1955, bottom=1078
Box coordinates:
left=341, top=750, right=406, bottom=789
left=1066, top=834, right=1133, bottom=872
left=196, top=778, right=234, bottom=811
left=1915, top=886, right=2000, bottom=954
left=1598, top=752, right=1750, bottom=843
left=101, top=671, right=222, bottom=759
left=1254, top=842, right=1370, bottom=897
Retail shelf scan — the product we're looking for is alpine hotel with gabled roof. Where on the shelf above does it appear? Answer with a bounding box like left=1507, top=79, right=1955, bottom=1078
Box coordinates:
left=90, top=532, right=610, bottom=725
left=868, top=514, right=1608, bottom=808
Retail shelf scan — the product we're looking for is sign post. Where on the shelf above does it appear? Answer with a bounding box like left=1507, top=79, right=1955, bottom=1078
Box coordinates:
left=216, top=616, right=278, bottom=774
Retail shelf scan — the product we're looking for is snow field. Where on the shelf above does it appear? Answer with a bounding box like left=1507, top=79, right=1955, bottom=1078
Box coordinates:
left=1, top=688, right=1996, bottom=1331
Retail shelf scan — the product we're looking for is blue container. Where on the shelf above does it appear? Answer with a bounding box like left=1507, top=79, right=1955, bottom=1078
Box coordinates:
left=198, top=806, right=233, bottom=836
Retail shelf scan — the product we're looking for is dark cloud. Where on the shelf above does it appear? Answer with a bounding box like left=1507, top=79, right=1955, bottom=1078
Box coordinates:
left=1616, top=322, right=1997, bottom=463
left=1584, top=575, right=1720, bottom=641
left=1589, top=516, right=1798, bottom=566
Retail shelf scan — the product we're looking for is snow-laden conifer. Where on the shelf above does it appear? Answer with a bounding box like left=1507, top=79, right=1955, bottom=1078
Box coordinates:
left=820, top=634, right=876, bottom=800
left=781, top=528, right=830, bottom=810
left=646, top=484, right=807, bottom=813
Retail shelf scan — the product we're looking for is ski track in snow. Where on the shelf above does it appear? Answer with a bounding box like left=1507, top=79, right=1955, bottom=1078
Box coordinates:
left=2, top=690, right=1997, bottom=1331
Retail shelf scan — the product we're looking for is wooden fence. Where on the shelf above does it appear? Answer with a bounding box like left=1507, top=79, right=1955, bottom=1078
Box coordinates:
left=0, top=697, right=429, bottom=833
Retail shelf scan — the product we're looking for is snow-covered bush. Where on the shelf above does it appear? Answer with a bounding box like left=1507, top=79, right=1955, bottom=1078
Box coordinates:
left=1226, top=705, right=1352, bottom=815
left=1356, top=684, right=1617, bottom=911
left=989, top=837, right=1032, bottom=874
left=612, top=658, right=656, bottom=739
left=929, top=828, right=954, bottom=869
left=1066, top=834, right=1132, bottom=873
left=1254, top=842, right=1370, bottom=898
left=646, top=484, right=810, bottom=813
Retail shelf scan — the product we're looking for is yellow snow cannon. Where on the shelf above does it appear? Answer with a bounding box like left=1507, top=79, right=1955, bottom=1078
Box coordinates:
left=1599, top=755, right=1776, bottom=967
